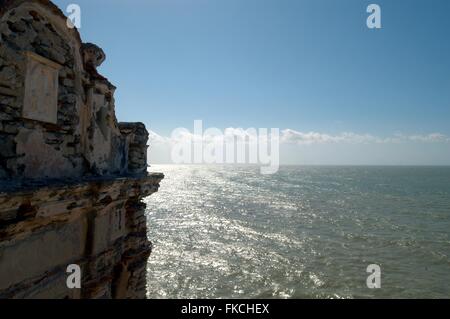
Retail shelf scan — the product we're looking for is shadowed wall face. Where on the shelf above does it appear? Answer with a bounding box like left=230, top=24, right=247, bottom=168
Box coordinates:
left=0, top=0, right=148, bottom=179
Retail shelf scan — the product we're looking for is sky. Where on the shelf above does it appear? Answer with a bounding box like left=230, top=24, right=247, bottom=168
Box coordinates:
left=53, top=0, right=450, bottom=165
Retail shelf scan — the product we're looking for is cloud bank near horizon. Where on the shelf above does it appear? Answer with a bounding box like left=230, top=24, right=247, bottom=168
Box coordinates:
left=146, top=129, right=450, bottom=166
left=149, top=129, right=450, bottom=145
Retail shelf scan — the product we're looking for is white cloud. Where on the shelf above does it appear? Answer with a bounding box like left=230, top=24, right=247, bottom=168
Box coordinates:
left=148, top=130, right=170, bottom=145
left=148, top=128, right=450, bottom=146
left=280, top=130, right=450, bottom=145
left=280, top=130, right=383, bottom=144
left=407, top=133, right=450, bottom=143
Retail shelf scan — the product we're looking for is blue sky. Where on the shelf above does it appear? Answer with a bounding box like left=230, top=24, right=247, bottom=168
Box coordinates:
left=53, top=0, right=450, bottom=164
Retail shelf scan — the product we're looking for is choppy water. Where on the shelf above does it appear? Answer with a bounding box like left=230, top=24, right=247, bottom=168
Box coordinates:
left=145, top=165, right=450, bottom=299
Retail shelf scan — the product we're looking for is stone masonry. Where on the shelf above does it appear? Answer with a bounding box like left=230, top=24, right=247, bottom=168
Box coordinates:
left=0, top=0, right=163, bottom=298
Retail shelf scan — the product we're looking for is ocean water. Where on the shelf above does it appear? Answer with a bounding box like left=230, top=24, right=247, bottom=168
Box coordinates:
left=145, top=165, right=450, bottom=299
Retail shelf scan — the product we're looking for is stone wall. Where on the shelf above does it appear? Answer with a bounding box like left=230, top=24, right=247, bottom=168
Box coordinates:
left=0, top=0, right=163, bottom=299
left=0, top=174, right=163, bottom=298
left=0, top=0, right=144, bottom=179
left=119, top=122, right=149, bottom=175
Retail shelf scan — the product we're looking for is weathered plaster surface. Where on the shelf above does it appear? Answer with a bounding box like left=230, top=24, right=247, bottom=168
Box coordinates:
left=0, top=0, right=137, bottom=179
left=22, top=51, right=61, bottom=124
left=0, top=174, right=163, bottom=298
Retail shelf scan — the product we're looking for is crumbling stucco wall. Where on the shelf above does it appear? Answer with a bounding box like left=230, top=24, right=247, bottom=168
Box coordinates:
left=0, top=0, right=163, bottom=299
left=0, top=0, right=144, bottom=179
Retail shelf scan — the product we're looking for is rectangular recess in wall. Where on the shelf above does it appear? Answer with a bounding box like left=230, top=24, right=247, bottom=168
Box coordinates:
left=22, top=51, right=62, bottom=124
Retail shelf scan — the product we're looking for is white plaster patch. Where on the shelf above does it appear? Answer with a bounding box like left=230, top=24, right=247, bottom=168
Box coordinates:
left=22, top=52, right=61, bottom=124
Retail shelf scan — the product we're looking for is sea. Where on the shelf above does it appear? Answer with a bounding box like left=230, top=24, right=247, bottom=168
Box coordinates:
left=145, top=165, right=450, bottom=299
